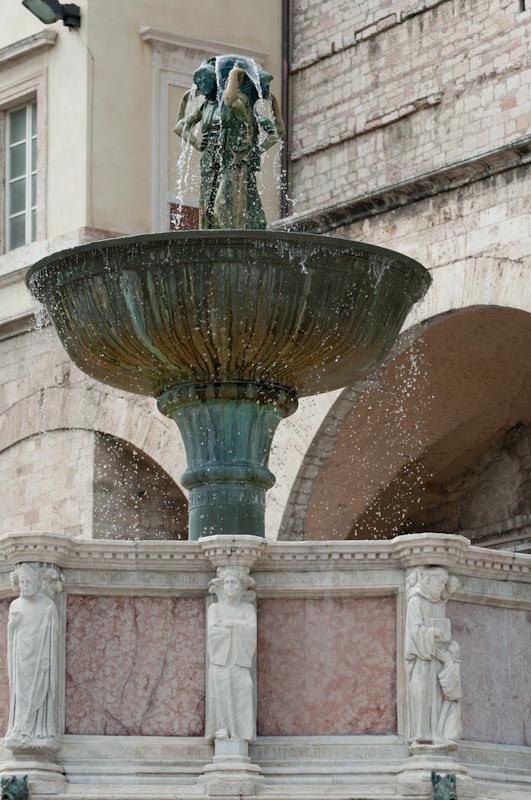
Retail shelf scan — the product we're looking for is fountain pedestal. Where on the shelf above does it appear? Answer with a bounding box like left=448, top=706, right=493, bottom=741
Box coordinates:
left=159, top=382, right=297, bottom=539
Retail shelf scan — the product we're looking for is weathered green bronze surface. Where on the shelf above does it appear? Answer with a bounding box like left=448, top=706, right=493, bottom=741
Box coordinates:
left=175, top=55, right=284, bottom=229
left=431, top=771, right=457, bottom=800
left=27, top=230, right=430, bottom=539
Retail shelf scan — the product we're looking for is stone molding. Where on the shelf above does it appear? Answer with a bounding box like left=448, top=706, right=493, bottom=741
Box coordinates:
left=272, top=135, right=531, bottom=234
left=139, top=28, right=268, bottom=64
left=0, top=734, right=526, bottom=792
left=0, top=532, right=531, bottom=592
left=0, top=31, right=57, bottom=69
left=200, top=535, right=265, bottom=570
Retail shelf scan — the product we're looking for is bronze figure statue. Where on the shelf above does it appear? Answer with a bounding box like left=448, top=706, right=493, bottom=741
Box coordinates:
left=174, top=55, right=285, bottom=229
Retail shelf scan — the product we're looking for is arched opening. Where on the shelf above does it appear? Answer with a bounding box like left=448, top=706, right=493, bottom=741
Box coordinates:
left=282, top=306, right=531, bottom=551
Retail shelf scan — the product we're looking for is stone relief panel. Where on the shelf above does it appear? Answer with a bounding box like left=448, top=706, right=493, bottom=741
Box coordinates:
left=405, top=567, right=462, bottom=749
left=257, top=597, right=397, bottom=736
left=450, top=600, right=531, bottom=746
left=206, top=566, right=257, bottom=744
left=5, top=564, right=63, bottom=748
left=65, top=596, right=205, bottom=736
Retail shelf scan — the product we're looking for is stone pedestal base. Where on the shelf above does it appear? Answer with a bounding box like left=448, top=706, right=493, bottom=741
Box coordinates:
left=399, top=745, right=475, bottom=799
left=199, top=740, right=264, bottom=797
left=1, top=742, right=67, bottom=795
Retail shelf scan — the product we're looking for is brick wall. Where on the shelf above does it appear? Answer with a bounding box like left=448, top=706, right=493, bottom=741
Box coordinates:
left=290, top=0, right=531, bottom=213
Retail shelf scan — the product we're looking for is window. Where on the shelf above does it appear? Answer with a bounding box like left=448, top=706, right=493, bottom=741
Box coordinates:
left=6, top=102, right=37, bottom=251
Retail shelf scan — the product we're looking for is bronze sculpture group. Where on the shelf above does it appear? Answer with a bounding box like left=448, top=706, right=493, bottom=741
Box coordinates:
left=174, top=55, right=284, bottom=229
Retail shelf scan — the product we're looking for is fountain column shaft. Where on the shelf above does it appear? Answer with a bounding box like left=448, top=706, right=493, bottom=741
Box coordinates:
left=158, top=382, right=297, bottom=540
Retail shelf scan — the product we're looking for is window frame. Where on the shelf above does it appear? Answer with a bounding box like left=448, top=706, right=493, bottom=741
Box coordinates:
left=5, top=101, right=38, bottom=251
left=0, top=63, right=49, bottom=256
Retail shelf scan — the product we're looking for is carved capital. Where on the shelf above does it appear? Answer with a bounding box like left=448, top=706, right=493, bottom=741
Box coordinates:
left=200, top=535, right=266, bottom=570
left=392, top=532, right=470, bottom=569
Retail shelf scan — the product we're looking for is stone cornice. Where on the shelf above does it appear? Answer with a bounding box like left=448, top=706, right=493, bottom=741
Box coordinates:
left=139, top=27, right=268, bottom=64
left=274, top=135, right=531, bottom=234
left=0, top=532, right=529, bottom=583
left=0, top=31, right=58, bottom=69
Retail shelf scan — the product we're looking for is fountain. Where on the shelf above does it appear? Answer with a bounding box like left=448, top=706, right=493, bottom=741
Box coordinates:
left=12, top=56, right=531, bottom=800
left=26, top=56, right=431, bottom=541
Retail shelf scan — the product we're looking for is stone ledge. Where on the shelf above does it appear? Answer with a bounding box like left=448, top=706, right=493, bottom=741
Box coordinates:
left=0, top=532, right=529, bottom=587
left=0, top=30, right=57, bottom=69
left=272, top=135, right=531, bottom=234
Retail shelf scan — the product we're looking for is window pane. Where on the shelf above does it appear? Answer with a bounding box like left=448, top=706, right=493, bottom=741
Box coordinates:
left=31, top=209, right=37, bottom=242
left=31, top=103, right=37, bottom=134
left=32, top=137, right=37, bottom=169
left=9, top=178, right=26, bottom=215
left=31, top=173, right=37, bottom=207
left=10, top=142, right=26, bottom=178
left=9, top=214, right=26, bottom=250
left=9, top=107, right=26, bottom=145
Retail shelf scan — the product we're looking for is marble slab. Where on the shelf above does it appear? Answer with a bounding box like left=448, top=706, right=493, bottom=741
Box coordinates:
left=256, top=596, right=397, bottom=736
left=65, top=596, right=205, bottom=736
left=450, top=600, right=531, bottom=746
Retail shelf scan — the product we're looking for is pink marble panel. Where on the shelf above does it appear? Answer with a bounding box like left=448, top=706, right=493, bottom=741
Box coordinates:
left=257, top=596, right=396, bottom=736
left=449, top=601, right=531, bottom=746
left=66, top=596, right=205, bottom=736
left=0, top=601, right=10, bottom=735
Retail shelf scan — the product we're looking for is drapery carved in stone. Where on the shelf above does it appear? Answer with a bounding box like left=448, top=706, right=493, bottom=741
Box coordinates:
left=405, top=567, right=462, bottom=749
left=205, top=565, right=257, bottom=744
left=5, top=563, right=62, bottom=749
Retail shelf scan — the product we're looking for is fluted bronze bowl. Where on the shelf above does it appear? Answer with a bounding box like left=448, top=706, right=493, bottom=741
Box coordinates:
left=26, top=230, right=431, bottom=539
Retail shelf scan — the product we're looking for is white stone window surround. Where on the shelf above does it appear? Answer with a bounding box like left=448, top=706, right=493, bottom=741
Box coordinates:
left=139, top=27, right=268, bottom=232
left=0, top=31, right=54, bottom=256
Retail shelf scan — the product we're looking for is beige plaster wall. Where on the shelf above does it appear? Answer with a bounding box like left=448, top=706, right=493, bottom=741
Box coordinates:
left=87, top=0, right=282, bottom=234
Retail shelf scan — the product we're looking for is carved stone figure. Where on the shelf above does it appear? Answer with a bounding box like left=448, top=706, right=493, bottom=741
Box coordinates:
left=431, top=771, right=458, bottom=800
left=175, top=54, right=284, bottom=230
left=1, top=776, right=29, bottom=800
left=405, top=567, right=462, bottom=748
left=205, top=566, right=257, bottom=743
left=5, top=564, right=62, bottom=748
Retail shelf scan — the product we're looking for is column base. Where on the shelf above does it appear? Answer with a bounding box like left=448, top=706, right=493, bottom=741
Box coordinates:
left=199, top=739, right=264, bottom=797
left=1, top=741, right=67, bottom=794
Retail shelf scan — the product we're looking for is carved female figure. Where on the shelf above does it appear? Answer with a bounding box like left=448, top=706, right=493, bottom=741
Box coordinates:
left=405, top=567, right=462, bottom=747
left=5, top=564, right=62, bottom=746
left=205, top=566, right=257, bottom=743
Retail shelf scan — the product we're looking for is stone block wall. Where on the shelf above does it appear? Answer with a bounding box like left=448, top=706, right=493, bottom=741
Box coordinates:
left=0, top=429, right=95, bottom=537
left=0, top=327, right=188, bottom=540
left=405, top=423, right=531, bottom=547
left=290, top=0, right=531, bottom=213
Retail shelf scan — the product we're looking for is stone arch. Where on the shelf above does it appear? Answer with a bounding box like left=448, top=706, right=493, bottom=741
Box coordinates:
left=280, top=305, right=531, bottom=542
left=0, top=370, right=188, bottom=490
